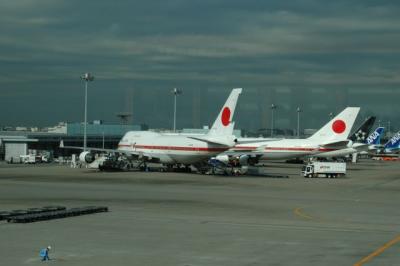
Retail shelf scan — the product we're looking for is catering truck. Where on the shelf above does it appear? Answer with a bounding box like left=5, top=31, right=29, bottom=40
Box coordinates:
left=302, top=162, right=346, bottom=178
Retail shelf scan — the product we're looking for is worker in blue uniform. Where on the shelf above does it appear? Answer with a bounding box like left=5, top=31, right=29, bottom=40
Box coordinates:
left=39, top=246, right=51, bottom=261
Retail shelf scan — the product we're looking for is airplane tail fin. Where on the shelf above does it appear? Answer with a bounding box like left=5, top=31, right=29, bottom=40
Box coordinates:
left=349, top=116, right=376, bottom=142
left=366, top=127, right=385, bottom=145
left=207, top=88, right=242, bottom=136
left=308, top=107, right=360, bottom=142
left=384, top=131, right=400, bottom=150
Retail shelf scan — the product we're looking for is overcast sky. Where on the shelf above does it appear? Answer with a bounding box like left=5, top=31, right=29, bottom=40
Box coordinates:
left=0, top=0, right=399, bottom=131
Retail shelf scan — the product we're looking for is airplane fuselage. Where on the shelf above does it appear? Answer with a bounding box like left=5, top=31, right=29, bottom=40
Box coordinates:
left=117, top=131, right=229, bottom=164
left=232, top=139, right=333, bottom=160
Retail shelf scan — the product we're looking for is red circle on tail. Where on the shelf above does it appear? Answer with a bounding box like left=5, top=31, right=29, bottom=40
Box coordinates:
left=332, top=119, right=346, bottom=134
left=221, top=107, right=231, bottom=126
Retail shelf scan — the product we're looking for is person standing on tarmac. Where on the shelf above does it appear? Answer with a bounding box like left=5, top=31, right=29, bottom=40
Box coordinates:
left=39, top=246, right=51, bottom=261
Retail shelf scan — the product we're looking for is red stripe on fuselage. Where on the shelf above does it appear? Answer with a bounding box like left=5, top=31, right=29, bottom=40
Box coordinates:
left=264, top=147, right=337, bottom=152
left=233, top=146, right=337, bottom=152
left=264, top=147, right=317, bottom=151
left=233, top=146, right=257, bottom=150
left=317, top=148, right=337, bottom=152
left=118, top=144, right=227, bottom=152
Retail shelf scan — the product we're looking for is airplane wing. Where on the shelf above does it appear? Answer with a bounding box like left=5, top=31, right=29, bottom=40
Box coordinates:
left=60, top=140, right=131, bottom=154
left=319, top=140, right=350, bottom=148
left=60, top=144, right=126, bottom=154
left=229, top=139, right=283, bottom=153
left=187, top=136, right=237, bottom=147
left=60, top=141, right=159, bottom=161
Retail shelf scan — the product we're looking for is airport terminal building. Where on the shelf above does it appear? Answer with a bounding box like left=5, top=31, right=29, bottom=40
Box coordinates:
left=0, top=122, right=143, bottom=162
left=0, top=122, right=242, bottom=163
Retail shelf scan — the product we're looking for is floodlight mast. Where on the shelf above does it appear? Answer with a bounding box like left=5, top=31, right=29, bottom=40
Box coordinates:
left=271, top=104, right=277, bottom=137
left=172, top=88, right=182, bottom=132
left=297, top=107, right=302, bottom=137
left=81, top=73, right=94, bottom=151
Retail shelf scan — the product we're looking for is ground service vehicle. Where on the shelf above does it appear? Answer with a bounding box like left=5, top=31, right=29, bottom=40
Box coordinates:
left=302, top=162, right=346, bottom=178
left=20, top=154, right=36, bottom=164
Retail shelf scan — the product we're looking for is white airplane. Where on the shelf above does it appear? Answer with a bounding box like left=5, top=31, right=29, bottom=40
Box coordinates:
left=314, top=117, right=382, bottom=158
left=217, top=107, right=360, bottom=165
left=317, top=126, right=385, bottom=158
left=62, top=88, right=242, bottom=167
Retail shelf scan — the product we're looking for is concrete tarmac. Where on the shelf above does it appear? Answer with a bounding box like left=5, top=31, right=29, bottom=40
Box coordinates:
left=0, top=160, right=399, bottom=266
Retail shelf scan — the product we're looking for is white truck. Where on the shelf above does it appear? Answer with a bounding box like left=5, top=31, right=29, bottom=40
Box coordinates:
left=20, top=154, right=36, bottom=164
left=302, top=162, right=346, bottom=178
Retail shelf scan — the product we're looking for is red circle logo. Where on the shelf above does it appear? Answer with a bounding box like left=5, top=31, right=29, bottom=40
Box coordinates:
left=221, top=107, right=231, bottom=126
left=332, top=120, right=346, bottom=134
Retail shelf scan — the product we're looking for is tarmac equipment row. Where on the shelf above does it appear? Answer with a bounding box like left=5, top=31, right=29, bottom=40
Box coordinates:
left=2, top=206, right=108, bottom=223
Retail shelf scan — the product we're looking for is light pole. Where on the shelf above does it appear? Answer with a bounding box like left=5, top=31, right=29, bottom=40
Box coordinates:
left=388, top=121, right=391, bottom=135
left=172, top=88, right=182, bottom=132
left=271, top=104, right=277, bottom=137
left=81, top=73, right=94, bottom=151
left=297, top=107, right=301, bottom=137
left=102, top=131, right=105, bottom=149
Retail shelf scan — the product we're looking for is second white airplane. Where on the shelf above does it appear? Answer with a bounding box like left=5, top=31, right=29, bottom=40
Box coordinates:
left=217, top=107, right=360, bottom=165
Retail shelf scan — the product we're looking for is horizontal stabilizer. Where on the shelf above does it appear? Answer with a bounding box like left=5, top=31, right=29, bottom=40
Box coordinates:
left=236, top=138, right=282, bottom=145
left=353, top=143, right=370, bottom=152
left=320, top=140, right=349, bottom=148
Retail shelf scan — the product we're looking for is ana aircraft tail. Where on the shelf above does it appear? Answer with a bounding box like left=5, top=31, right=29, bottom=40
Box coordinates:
left=366, top=127, right=384, bottom=145
left=384, top=131, right=400, bottom=151
left=207, top=88, right=242, bottom=136
left=308, top=107, right=360, bottom=143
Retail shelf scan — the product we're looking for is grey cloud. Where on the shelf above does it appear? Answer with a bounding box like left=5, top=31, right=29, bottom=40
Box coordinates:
left=0, top=0, right=399, bottom=130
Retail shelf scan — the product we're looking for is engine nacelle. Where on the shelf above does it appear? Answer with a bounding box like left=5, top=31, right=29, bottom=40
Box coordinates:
left=79, top=151, right=95, bottom=164
left=239, top=154, right=259, bottom=166
left=215, top=154, right=230, bottom=164
left=239, top=155, right=250, bottom=166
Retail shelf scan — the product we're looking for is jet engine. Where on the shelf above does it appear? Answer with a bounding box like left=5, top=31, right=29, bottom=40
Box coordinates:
left=215, top=154, right=230, bottom=164
left=238, top=154, right=259, bottom=166
left=238, top=155, right=250, bottom=165
left=79, top=151, right=95, bottom=164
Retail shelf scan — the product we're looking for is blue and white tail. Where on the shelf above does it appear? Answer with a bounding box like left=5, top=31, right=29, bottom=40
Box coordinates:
left=384, top=131, right=400, bottom=151
left=366, top=127, right=384, bottom=145
left=208, top=88, right=242, bottom=136
left=308, top=107, right=360, bottom=143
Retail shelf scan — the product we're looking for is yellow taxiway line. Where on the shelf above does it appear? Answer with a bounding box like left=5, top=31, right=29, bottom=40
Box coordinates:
left=294, top=207, right=400, bottom=265
left=353, top=235, right=400, bottom=266
left=293, top=207, right=314, bottom=220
